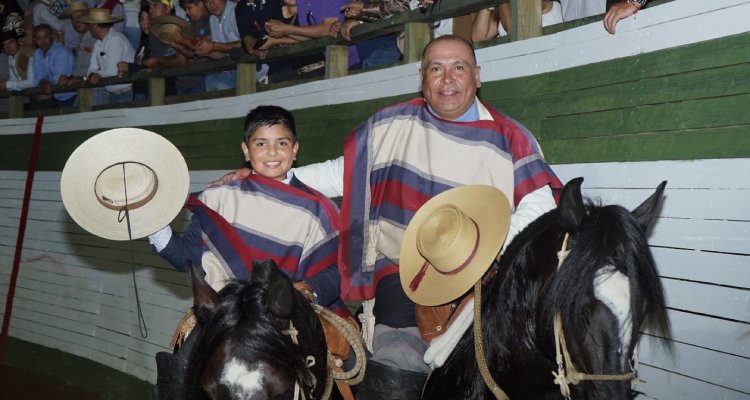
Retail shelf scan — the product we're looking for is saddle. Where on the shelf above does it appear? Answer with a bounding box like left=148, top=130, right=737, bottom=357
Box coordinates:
left=415, top=294, right=473, bottom=343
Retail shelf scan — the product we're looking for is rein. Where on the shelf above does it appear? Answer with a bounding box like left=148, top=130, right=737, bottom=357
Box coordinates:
left=551, top=233, right=639, bottom=399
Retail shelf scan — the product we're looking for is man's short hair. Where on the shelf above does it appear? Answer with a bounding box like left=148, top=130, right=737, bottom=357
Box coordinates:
left=420, top=34, right=477, bottom=67
left=33, top=23, right=54, bottom=36
left=243, top=105, right=298, bottom=142
left=178, top=0, right=201, bottom=9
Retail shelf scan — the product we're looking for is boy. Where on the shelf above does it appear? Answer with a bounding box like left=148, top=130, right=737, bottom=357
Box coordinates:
left=148, top=105, right=342, bottom=309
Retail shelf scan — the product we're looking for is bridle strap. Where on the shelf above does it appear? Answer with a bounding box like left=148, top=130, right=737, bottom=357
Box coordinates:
left=552, top=233, right=638, bottom=399
left=473, top=280, right=510, bottom=400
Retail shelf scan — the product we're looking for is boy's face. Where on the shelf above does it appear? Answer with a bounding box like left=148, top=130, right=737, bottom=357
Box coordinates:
left=184, top=2, right=206, bottom=21
left=241, top=124, right=299, bottom=181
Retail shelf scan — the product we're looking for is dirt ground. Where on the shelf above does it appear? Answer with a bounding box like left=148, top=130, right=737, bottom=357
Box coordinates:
left=0, top=364, right=102, bottom=400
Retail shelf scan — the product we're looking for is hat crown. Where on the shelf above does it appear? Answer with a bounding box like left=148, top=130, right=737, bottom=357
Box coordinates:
left=95, top=163, right=158, bottom=209
left=416, top=204, right=479, bottom=275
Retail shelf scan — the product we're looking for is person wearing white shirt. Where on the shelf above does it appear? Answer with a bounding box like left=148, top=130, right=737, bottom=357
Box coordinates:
left=0, top=30, right=35, bottom=92
left=78, top=7, right=135, bottom=105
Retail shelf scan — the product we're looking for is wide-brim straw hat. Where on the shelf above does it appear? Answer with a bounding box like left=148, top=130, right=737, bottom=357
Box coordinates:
left=399, top=185, right=511, bottom=306
left=61, top=128, right=190, bottom=241
left=150, top=15, right=194, bottom=45
left=77, top=8, right=124, bottom=24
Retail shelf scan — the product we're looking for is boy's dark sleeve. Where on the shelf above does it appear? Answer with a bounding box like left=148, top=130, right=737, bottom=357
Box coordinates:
left=305, top=265, right=342, bottom=308
left=152, top=216, right=204, bottom=271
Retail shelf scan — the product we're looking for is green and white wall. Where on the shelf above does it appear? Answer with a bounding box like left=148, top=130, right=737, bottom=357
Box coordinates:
left=0, top=0, right=748, bottom=398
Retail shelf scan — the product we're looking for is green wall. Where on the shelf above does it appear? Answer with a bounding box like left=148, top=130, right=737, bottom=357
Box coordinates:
left=1, top=31, right=748, bottom=171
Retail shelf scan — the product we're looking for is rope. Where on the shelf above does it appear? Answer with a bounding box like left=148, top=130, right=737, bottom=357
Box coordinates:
left=472, top=281, right=510, bottom=400
left=313, top=304, right=367, bottom=385
left=358, top=298, right=375, bottom=353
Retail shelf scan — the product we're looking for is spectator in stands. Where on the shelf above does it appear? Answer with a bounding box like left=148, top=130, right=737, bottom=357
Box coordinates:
left=559, top=0, right=648, bottom=34
left=62, top=2, right=86, bottom=52
left=233, top=0, right=283, bottom=84
left=26, top=0, right=67, bottom=41
left=92, top=0, right=126, bottom=32
left=0, top=29, right=34, bottom=91
left=117, top=0, right=189, bottom=98
left=169, top=0, right=209, bottom=93
left=116, top=4, right=149, bottom=99
left=78, top=8, right=135, bottom=105
left=194, top=0, right=240, bottom=91
left=264, top=0, right=360, bottom=69
left=0, top=0, right=24, bottom=39
left=59, top=2, right=97, bottom=85
left=471, top=0, right=562, bottom=43
left=30, top=23, right=75, bottom=106
left=333, top=0, right=408, bottom=70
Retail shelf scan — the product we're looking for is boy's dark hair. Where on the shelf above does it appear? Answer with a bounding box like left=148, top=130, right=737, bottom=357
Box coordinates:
left=33, top=24, right=53, bottom=36
left=243, top=105, right=297, bottom=142
left=178, top=0, right=201, bottom=10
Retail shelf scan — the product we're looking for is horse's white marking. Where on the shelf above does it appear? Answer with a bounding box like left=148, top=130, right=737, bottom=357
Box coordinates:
left=221, top=358, right=264, bottom=397
left=593, top=265, right=632, bottom=364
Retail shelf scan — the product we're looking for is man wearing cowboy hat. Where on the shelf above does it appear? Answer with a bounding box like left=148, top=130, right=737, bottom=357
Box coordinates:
left=77, top=7, right=135, bottom=105
left=216, top=34, right=563, bottom=399
left=0, top=29, right=35, bottom=92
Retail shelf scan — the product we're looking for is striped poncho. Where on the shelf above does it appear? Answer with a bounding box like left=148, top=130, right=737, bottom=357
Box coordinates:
left=339, top=97, right=562, bottom=301
left=188, top=174, right=341, bottom=294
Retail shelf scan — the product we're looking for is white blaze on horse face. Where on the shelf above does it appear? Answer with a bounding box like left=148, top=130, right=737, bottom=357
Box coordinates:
left=593, top=265, right=632, bottom=364
left=221, top=357, right=264, bottom=397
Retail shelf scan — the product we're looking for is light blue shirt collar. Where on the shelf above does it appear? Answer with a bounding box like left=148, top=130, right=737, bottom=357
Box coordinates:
left=427, top=99, right=480, bottom=122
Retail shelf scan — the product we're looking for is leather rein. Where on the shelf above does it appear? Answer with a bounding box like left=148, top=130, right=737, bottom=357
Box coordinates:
left=474, top=233, right=639, bottom=400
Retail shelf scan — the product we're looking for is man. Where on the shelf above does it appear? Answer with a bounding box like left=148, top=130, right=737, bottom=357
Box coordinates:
left=0, top=29, right=35, bottom=92
left=69, top=2, right=96, bottom=77
left=218, top=35, right=562, bottom=399
left=30, top=23, right=75, bottom=107
left=193, top=0, right=240, bottom=91
left=77, top=8, right=135, bottom=105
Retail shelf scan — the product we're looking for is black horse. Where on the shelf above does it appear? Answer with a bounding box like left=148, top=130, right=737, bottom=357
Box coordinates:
left=422, top=178, right=671, bottom=400
left=183, top=260, right=329, bottom=400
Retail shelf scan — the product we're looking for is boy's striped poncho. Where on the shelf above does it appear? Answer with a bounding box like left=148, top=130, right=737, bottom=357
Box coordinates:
left=188, top=174, right=341, bottom=295
left=339, top=97, right=563, bottom=301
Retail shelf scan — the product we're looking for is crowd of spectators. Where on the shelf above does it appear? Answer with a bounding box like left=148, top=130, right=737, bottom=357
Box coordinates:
left=0, top=0, right=650, bottom=109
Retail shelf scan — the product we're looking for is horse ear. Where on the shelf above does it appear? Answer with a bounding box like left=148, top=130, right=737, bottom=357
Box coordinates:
left=190, top=265, right=221, bottom=325
left=631, top=180, right=667, bottom=232
left=557, top=177, right=585, bottom=232
left=255, top=260, right=296, bottom=320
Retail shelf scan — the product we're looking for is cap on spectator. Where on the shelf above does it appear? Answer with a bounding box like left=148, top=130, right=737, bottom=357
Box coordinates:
left=150, top=15, right=194, bottom=45
left=0, top=30, right=21, bottom=43
left=76, top=8, right=124, bottom=23
left=148, top=0, right=174, bottom=8
left=69, top=1, right=89, bottom=12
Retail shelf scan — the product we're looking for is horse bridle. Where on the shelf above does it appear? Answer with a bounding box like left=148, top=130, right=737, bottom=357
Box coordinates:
left=551, top=233, right=640, bottom=399
left=473, top=233, right=639, bottom=400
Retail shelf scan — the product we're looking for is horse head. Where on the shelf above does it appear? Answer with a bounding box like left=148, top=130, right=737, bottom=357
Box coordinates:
left=423, top=178, right=671, bottom=400
left=184, top=259, right=328, bottom=400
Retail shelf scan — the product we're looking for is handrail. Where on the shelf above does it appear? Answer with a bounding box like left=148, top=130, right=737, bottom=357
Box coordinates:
left=0, top=0, right=672, bottom=118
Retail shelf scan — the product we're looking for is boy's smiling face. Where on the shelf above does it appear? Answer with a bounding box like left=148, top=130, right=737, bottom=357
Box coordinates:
left=241, top=124, right=299, bottom=181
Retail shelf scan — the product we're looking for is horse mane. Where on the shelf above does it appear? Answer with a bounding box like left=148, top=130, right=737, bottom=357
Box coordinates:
left=541, top=201, right=671, bottom=345
left=184, top=263, right=321, bottom=399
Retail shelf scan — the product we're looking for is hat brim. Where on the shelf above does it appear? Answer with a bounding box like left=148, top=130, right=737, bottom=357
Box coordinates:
left=150, top=15, right=194, bottom=44
left=61, top=128, right=189, bottom=241
left=399, top=185, right=511, bottom=306
left=77, top=15, right=124, bottom=23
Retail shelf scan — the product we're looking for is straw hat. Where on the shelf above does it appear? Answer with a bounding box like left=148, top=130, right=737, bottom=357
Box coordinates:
left=150, top=15, right=194, bottom=45
left=399, top=185, right=511, bottom=306
left=76, top=8, right=124, bottom=24
left=60, top=128, right=190, bottom=241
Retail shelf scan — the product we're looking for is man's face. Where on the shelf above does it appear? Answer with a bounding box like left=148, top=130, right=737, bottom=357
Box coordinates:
left=203, top=0, right=226, bottom=17
left=33, top=28, right=53, bottom=53
left=149, top=2, right=171, bottom=18
left=72, top=11, right=88, bottom=33
left=88, top=23, right=105, bottom=40
left=420, top=39, right=481, bottom=121
left=184, top=2, right=206, bottom=22
left=2, top=38, right=19, bottom=56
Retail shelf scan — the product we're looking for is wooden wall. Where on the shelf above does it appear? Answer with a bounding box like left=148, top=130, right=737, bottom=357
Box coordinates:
left=0, top=1, right=747, bottom=398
